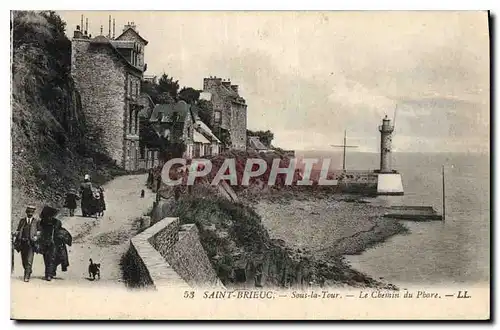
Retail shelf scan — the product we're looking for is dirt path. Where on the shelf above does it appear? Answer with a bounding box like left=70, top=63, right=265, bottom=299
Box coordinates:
left=11, top=174, right=156, bottom=287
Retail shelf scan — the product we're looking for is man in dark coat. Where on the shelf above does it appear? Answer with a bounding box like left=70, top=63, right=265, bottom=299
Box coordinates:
left=13, top=205, right=40, bottom=282
left=38, top=205, right=63, bottom=281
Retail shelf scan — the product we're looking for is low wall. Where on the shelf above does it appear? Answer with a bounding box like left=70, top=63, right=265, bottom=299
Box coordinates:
left=128, top=217, right=190, bottom=289
left=126, top=215, right=224, bottom=289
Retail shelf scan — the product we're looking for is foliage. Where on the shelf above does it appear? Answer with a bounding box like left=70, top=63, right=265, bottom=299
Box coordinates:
left=178, top=87, right=201, bottom=104
left=195, top=99, right=214, bottom=129
left=157, top=74, right=179, bottom=99
left=247, top=129, right=274, bottom=147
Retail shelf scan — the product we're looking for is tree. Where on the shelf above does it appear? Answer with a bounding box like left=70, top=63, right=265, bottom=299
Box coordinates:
left=157, top=74, right=179, bottom=99
left=195, top=99, right=214, bottom=129
left=178, top=87, right=200, bottom=104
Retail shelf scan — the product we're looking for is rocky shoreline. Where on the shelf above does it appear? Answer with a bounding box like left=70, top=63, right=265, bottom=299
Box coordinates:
left=248, top=191, right=409, bottom=290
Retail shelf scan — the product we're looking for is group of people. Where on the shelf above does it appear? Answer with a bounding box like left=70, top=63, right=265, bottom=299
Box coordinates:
left=64, top=174, right=106, bottom=218
left=12, top=205, right=72, bottom=282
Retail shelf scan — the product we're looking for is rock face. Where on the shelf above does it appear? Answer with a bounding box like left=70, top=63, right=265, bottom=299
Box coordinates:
left=11, top=11, right=127, bottom=225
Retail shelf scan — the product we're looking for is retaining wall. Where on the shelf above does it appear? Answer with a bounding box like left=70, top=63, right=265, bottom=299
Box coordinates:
left=127, top=216, right=224, bottom=289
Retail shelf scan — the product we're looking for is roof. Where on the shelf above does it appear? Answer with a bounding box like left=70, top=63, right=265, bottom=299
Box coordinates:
left=248, top=136, right=268, bottom=150
left=115, top=27, right=149, bottom=45
left=194, top=120, right=221, bottom=143
left=193, top=130, right=211, bottom=144
left=89, top=35, right=142, bottom=73
left=149, top=100, right=190, bottom=123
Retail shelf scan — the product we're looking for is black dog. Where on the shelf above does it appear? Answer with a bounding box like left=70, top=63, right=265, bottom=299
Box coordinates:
left=140, top=189, right=145, bottom=198
left=88, top=258, right=101, bottom=280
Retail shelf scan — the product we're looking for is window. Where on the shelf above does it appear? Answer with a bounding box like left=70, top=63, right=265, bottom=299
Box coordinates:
left=214, top=111, right=221, bottom=123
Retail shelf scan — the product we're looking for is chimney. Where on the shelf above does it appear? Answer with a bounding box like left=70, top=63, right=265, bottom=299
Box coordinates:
left=113, top=18, right=115, bottom=39
left=73, top=25, right=83, bottom=39
left=85, top=18, right=88, bottom=35
left=81, top=15, right=84, bottom=32
left=231, top=85, right=239, bottom=94
left=108, top=15, right=111, bottom=38
left=100, top=25, right=103, bottom=35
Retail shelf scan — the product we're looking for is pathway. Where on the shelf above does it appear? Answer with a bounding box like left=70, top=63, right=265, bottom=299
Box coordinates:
left=11, top=174, right=156, bottom=287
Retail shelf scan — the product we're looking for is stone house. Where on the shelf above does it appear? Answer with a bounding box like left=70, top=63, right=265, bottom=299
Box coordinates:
left=202, top=77, right=247, bottom=151
left=148, top=100, right=221, bottom=159
left=70, top=22, right=148, bottom=171
left=137, top=93, right=160, bottom=169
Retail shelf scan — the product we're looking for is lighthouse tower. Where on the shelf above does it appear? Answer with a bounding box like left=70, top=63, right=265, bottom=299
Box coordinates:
left=375, top=115, right=404, bottom=195
left=379, top=115, right=394, bottom=173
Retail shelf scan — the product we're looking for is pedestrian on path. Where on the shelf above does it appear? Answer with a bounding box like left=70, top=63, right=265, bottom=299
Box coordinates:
left=12, top=205, right=40, bottom=282
left=64, top=188, right=80, bottom=217
left=96, top=186, right=106, bottom=217
left=38, top=205, right=62, bottom=281
left=80, top=174, right=94, bottom=217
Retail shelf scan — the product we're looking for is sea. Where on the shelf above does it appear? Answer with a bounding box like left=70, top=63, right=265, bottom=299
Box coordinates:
left=296, top=151, right=490, bottom=287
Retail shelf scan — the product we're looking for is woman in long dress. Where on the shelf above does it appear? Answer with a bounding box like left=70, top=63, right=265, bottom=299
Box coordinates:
left=80, top=174, right=94, bottom=217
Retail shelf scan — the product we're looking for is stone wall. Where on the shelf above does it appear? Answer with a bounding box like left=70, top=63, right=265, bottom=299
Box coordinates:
left=71, top=39, right=127, bottom=165
left=126, top=215, right=225, bottom=289
left=148, top=217, right=180, bottom=255
left=230, top=101, right=247, bottom=150
left=164, top=224, right=224, bottom=288
left=127, top=217, right=190, bottom=289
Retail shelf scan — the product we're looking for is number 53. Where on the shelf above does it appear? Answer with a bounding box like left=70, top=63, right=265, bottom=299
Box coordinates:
left=184, top=291, right=195, bottom=299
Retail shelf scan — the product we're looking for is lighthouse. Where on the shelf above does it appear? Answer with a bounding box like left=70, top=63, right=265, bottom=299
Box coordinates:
left=379, top=115, right=394, bottom=173
left=375, top=115, right=404, bottom=195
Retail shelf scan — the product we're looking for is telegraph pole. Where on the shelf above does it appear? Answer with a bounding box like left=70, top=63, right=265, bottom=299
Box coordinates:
left=331, top=130, right=358, bottom=171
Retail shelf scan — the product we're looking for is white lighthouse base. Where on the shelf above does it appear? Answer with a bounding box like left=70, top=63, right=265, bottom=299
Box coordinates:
left=376, top=173, right=404, bottom=195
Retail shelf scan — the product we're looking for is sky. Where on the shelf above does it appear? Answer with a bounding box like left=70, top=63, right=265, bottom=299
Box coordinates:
left=58, top=11, right=490, bottom=153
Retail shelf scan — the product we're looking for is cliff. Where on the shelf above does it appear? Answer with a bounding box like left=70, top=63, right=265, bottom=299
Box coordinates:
left=11, top=11, right=126, bottom=224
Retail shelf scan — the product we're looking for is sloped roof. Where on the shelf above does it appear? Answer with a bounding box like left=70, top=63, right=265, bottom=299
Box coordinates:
left=194, top=120, right=221, bottom=143
left=248, top=136, right=268, bottom=150
left=149, top=100, right=190, bottom=123
left=115, top=27, right=149, bottom=45
left=193, top=130, right=211, bottom=144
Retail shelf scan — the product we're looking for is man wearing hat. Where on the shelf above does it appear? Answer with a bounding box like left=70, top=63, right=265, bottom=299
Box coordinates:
left=13, top=205, right=40, bottom=282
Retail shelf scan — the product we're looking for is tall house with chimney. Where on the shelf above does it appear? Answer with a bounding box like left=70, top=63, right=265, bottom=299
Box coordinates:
left=202, top=77, right=247, bottom=150
left=70, top=18, right=148, bottom=170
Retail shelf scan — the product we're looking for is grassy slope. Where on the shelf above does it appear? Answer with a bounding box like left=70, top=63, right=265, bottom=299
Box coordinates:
left=11, top=11, right=127, bottom=225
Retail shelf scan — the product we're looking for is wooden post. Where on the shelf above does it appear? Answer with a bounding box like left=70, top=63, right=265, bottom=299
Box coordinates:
left=442, top=165, right=446, bottom=222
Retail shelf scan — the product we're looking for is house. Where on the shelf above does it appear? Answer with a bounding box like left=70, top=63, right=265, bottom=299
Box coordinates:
left=71, top=22, right=148, bottom=171
left=247, top=136, right=271, bottom=153
left=148, top=100, right=221, bottom=159
left=202, top=76, right=247, bottom=151
left=137, top=93, right=160, bottom=169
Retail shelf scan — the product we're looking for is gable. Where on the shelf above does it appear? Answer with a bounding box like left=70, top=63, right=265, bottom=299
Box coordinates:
left=115, top=28, right=149, bottom=45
